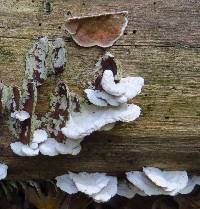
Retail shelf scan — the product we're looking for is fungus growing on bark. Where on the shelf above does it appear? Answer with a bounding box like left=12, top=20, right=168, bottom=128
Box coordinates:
left=64, top=11, right=128, bottom=47
left=11, top=111, right=30, bottom=122
left=126, top=167, right=189, bottom=196
left=0, top=164, right=8, bottom=180
left=117, top=180, right=136, bottom=199
left=5, top=36, right=143, bottom=157
left=126, top=171, right=168, bottom=196
left=9, top=37, right=49, bottom=156
left=85, top=53, right=144, bottom=107
left=55, top=174, right=78, bottom=194
left=91, top=176, right=117, bottom=202
left=44, top=82, right=70, bottom=143
left=55, top=169, right=200, bottom=203
left=39, top=82, right=82, bottom=156
left=143, top=167, right=188, bottom=193
left=61, top=103, right=141, bottom=140
left=179, top=176, right=200, bottom=194
left=56, top=172, right=116, bottom=202
left=68, top=172, right=110, bottom=195
left=116, top=180, right=147, bottom=199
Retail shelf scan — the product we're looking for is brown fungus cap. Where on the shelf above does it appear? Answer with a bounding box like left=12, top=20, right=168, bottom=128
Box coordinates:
left=65, top=11, right=128, bottom=47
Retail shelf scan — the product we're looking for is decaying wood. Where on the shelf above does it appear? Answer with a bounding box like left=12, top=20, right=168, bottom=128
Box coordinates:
left=0, top=0, right=200, bottom=179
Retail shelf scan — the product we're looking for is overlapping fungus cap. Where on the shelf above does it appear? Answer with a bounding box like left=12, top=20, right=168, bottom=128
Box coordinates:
left=65, top=11, right=128, bottom=47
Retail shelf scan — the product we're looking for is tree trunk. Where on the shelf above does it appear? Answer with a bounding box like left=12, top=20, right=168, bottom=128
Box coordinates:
left=0, top=0, right=200, bottom=179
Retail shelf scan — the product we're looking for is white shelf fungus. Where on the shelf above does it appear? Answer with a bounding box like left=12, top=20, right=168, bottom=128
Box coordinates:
left=126, top=167, right=190, bottom=196
left=143, top=167, right=188, bottom=193
left=11, top=142, right=39, bottom=157
left=0, top=164, right=8, bottom=180
left=85, top=70, right=144, bottom=107
left=68, top=172, right=110, bottom=195
left=7, top=38, right=144, bottom=157
left=32, top=129, right=48, bottom=144
left=91, top=176, right=117, bottom=202
left=56, top=168, right=200, bottom=203
left=11, top=129, right=48, bottom=157
left=56, top=174, right=78, bottom=194
left=61, top=104, right=141, bottom=140
left=117, top=180, right=146, bottom=198
left=117, top=180, right=136, bottom=199
left=85, top=52, right=144, bottom=108
left=39, top=138, right=82, bottom=156
left=179, top=176, right=200, bottom=194
left=56, top=172, right=117, bottom=203
left=11, top=111, right=30, bottom=122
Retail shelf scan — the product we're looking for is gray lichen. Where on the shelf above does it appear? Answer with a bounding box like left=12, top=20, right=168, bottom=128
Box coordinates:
left=1, top=36, right=143, bottom=157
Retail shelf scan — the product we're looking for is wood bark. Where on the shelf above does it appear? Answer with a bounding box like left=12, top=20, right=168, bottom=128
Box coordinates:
left=0, top=0, right=200, bottom=179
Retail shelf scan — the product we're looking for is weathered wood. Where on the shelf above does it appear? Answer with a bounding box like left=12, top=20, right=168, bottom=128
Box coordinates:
left=0, top=0, right=200, bottom=179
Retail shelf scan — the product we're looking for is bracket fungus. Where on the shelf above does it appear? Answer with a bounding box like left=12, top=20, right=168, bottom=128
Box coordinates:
left=61, top=103, right=141, bottom=140
left=55, top=168, right=200, bottom=203
left=179, top=176, right=200, bottom=194
left=2, top=35, right=143, bottom=157
left=8, top=36, right=70, bottom=157
left=143, top=167, right=188, bottom=193
left=0, top=164, right=8, bottom=180
left=85, top=53, right=144, bottom=107
left=56, top=172, right=118, bottom=203
left=117, top=180, right=136, bottom=199
left=126, top=167, right=189, bottom=196
left=64, top=11, right=128, bottom=47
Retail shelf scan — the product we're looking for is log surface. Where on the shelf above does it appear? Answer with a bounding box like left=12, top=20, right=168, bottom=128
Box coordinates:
left=0, top=0, right=200, bottom=179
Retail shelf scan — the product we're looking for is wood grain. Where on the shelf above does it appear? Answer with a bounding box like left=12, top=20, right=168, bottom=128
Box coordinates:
left=0, top=0, right=200, bottom=179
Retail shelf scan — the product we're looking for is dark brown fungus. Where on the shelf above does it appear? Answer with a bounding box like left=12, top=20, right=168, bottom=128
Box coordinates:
left=64, top=11, right=128, bottom=47
left=94, top=53, right=119, bottom=90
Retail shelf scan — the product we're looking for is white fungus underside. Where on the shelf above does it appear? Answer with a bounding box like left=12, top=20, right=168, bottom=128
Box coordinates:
left=39, top=138, right=82, bottom=156
left=10, top=142, right=39, bottom=156
left=100, top=69, right=143, bottom=95
left=69, top=172, right=110, bottom=195
left=0, top=164, right=8, bottom=180
left=126, top=171, right=176, bottom=196
left=179, top=176, right=200, bottom=194
left=143, top=167, right=188, bottom=193
left=61, top=103, right=141, bottom=140
left=117, top=180, right=136, bottom=199
left=32, top=129, right=48, bottom=143
left=91, top=176, right=117, bottom=202
left=11, top=111, right=30, bottom=122
left=55, top=167, right=200, bottom=203
left=56, top=174, right=78, bottom=194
